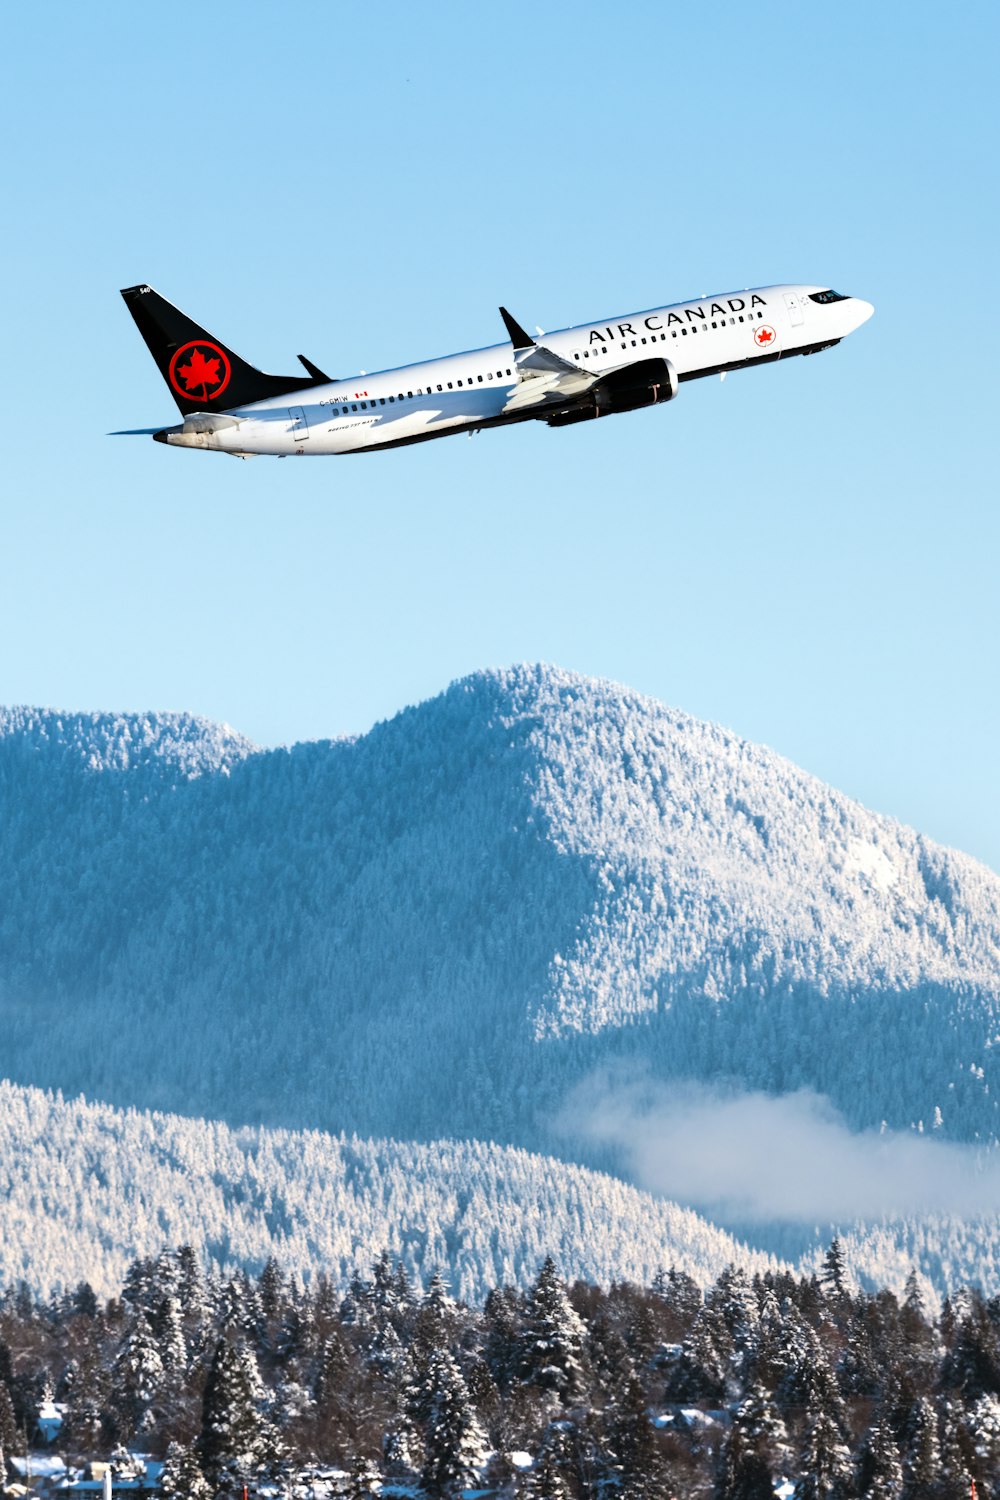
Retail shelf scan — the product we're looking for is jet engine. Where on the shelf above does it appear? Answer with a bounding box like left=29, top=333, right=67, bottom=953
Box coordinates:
left=547, top=356, right=678, bottom=426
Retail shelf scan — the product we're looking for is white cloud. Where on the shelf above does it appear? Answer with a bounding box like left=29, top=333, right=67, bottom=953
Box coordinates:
left=558, top=1069, right=1000, bottom=1223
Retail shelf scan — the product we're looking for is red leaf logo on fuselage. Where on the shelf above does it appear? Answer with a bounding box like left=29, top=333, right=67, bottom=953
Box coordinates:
left=168, top=340, right=232, bottom=402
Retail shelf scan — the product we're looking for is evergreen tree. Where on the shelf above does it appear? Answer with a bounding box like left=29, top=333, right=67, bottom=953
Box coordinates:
left=902, top=1394, right=941, bottom=1499
left=821, top=1238, right=849, bottom=1301
left=938, top=1399, right=976, bottom=1500
left=609, top=1370, right=665, bottom=1500
left=795, top=1406, right=854, bottom=1500
left=518, top=1442, right=573, bottom=1500
left=0, top=1383, right=18, bottom=1459
left=258, top=1255, right=285, bottom=1324
left=383, top=1411, right=423, bottom=1478
left=160, top=1440, right=212, bottom=1500
left=517, top=1257, right=587, bottom=1401
left=346, top=1453, right=383, bottom=1498
left=717, top=1424, right=776, bottom=1500
left=153, top=1294, right=187, bottom=1377
left=419, top=1345, right=488, bottom=1497
left=197, top=1338, right=270, bottom=1498
left=667, top=1301, right=733, bottom=1403
left=856, top=1414, right=903, bottom=1500
left=483, top=1285, right=522, bottom=1391
left=111, top=1309, right=164, bottom=1438
left=521, top=1421, right=577, bottom=1500
left=176, top=1244, right=209, bottom=1323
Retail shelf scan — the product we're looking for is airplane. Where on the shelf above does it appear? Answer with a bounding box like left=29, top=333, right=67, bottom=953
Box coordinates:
left=115, top=282, right=873, bottom=459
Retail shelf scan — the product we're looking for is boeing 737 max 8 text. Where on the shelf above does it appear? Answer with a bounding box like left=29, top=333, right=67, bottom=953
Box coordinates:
left=115, top=283, right=874, bottom=458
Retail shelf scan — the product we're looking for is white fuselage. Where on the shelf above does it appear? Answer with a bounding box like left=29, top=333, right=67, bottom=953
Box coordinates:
left=158, top=284, right=873, bottom=458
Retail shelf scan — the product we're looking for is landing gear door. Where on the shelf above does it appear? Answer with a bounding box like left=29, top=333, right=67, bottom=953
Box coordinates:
left=784, top=292, right=805, bottom=327
left=288, top=406, right=310, bottom=440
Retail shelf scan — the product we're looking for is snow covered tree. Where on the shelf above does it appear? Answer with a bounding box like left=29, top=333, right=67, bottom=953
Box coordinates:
left=419, top=1345, right=488, bottom=1497
left=197, top=1338, right=270, bottom=1498
left=517, top=1257, right=587, bottom=1402
left=112, top=1309, right=164, bottom=1437
left=820, top=1239, right=848, bottom=1302
left=717, top=1424, right=776, bottom=1500
left=902, top=1394, right=941, bottom=1499
left=0, top=1382, right=18, bottom=1459
left=608, top=1370, right=665, bottom=1499
left=938, top=1399, right=976, bottom=1500
left=483, top=1285, right=522, bottom=1391
left=796, top=1406, right=854, bottom=1500
left=517, top=1441, right=573, bottom=1500
left=856, top=1413, right=903, bottom=1500
left=153, top=1294, right=187, bottom=1376
left=345, top=1453, right=383, bottom=1498
left=383, top=1411, right=423, bottom=1478
left=667, top=1301, right=733, bottom=1403
left=160, top=1440, right=212, bottom=1500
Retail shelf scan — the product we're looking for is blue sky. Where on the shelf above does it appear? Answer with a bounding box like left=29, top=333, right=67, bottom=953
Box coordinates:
left=2, top=1, right=997, bottom=869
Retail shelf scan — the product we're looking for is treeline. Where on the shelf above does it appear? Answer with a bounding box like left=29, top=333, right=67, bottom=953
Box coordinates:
left=2, top=1242, right=1000, bottom=1497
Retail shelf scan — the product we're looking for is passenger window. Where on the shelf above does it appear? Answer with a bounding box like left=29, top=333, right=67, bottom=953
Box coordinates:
left=447, top=382, right=453, bottom=389
left=506, top=368, right=511, bottom=375
left=681, top=328, right=688, bottom=336
left=342, top=406, right=348, bottom=414
left=407, top=390, right=413, bottom=398
left=389, top=396, right=395, bottom=403
left=641, top=336, right=647, bottom=344
left=477, top=374, right=483, bottom=382
left=352, top=403, right=358, bottom=411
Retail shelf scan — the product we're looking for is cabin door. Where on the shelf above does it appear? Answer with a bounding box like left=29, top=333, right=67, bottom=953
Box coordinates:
left=288, top=406, right=310, bottom=440
left=784, top=292, right=805, bottom=326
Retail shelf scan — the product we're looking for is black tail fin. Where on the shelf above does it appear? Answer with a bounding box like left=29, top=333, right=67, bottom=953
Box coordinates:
left=120, top=284, right=323, bottom=416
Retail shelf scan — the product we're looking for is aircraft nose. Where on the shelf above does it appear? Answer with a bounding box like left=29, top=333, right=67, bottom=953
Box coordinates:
left=853, top=297, right=875, bottom=326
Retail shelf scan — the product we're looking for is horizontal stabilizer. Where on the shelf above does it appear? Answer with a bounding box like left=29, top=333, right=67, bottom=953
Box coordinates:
left=108, top=427, right=167, bottom=435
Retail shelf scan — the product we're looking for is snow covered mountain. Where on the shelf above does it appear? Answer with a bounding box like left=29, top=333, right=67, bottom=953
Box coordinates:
left=2, top=665, right=999, bottom=1163
left=0, top=1079, right=782, bottom=1301
left=0, top=1078, right=994, bottom=1305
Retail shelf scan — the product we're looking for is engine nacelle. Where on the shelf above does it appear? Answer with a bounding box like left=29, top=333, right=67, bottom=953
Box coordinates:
left=547, top=356, right=678, bottom=426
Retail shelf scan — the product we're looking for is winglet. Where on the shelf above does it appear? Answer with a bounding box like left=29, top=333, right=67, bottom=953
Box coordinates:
left=298, top=354, right=331, bottom=380
left=499, top=306, right=536, bottom=352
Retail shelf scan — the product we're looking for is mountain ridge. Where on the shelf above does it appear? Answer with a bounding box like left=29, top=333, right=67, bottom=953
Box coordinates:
left=2, top=664, right=999, bottom=1180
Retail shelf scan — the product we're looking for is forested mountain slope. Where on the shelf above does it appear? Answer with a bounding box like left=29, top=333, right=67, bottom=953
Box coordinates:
left=2, top=667, right=999, bottom=1155
left=0, top=1080, right=779, bottom=1301
left=1, top=1080, right=996, bottom=1304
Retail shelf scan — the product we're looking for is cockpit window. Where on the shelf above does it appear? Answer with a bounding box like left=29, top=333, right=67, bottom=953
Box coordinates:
left=809, top=289, right=850, bottom=304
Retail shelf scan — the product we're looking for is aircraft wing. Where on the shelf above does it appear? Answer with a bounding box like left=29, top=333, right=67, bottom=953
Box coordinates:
left=499, top=305, right=599, bottom=413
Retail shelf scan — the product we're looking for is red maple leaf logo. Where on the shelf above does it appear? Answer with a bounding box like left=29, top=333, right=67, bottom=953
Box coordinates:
left=757, top=327, right=774, bottom=344
left=177, top=347, right=223, bottom=392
